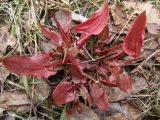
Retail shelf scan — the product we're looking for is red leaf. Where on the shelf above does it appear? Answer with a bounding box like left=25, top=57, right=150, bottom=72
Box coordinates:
left=77, top=34, right=91, bottom=49
left=122, top=11, right=146, bottom=58
left=97, top=65, right=109, bottom=80
left=70, top=65, right=87, bottom=84
left=68, top=53, right=84, bottom=72
left=90, top=83, right=109, bottom=111
left=3, top=52, right=57, bottom=78
left=95, top=26, right=109, bottom=48
left=100, top=79, right=117, bottom=87
left=39, top=23, right=62, bottom=47
left=109, top=63, right=132, bottom=92
left=79, top=85, right=92, bottom=107
left=73, top=0, right=109, bottom=35
left=52, top=12, right=72, bottom=48
left=52, top=82, right=76, bottom=105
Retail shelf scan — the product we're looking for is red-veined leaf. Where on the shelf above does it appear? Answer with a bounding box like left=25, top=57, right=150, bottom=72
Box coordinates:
left=3, top=52, right=58, bottom=78
left=122, top=11, right=146, bottom=58
left=52, top=82, right=76, bottom=105
left=90, top=83, right=109, bottom=111
left=73, top=0, right=109, bottom=35
left=39, top=23, right=62, bottom=47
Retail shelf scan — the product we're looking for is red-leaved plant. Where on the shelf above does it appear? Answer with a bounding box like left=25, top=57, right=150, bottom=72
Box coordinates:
left=2, top=0, right=146, bottom=112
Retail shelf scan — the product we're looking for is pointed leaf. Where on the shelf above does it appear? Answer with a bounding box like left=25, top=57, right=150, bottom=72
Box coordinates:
left=3, top=53, right=57, bottom=78
left=52, top=12, right=72, bottom=48
left=122, top=11, right=146, bottom=58
left=52, top=82, right=76, bottom=105
left=73, top=0, right=109, bottom=35
left=39, top=23, right=62, bottom=47
left=77, top=34, right=91, bottom=49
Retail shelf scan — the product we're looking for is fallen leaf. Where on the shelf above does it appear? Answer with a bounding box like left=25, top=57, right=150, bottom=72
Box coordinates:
left=155, top=52, right=160, bottom=62
left=121, top=102, right=141, bottom=120
left=142, top=35, right=160, bottom=57
left=105, top=113, right=127, bottom=120
left=71, top=12, right=88, bottom=23
left=0, top=63, right=9, bottom=86
left=106, top=87, right=128, bottom=102
left=141, top=2, right=160, bottom=25
left=66, top=107, right=99, bottom=120
left=124, top=1, right=160, bottom=25
left=131, top=75, right=148, bottom=94
left=0, top=91, right=30, bottom=112
left=122, top=11, right=146, bottom=58
left=29, top=78, right=51, bottom=102
left=39, top=40, right=56, bottom=52
left=147, top=23, right=160, bottom=35
left=143, top=36, right=160, bottom=50
left=0, top=26, right=16, bottom=55
left=106, top=102, right=141, bottom=120
left=51, top=9, right=71, bottom=33
left=110, top=5, right=128, bottom=31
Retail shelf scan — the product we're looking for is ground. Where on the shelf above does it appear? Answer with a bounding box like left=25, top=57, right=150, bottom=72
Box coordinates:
left=0, top=0, right=160, bottom=120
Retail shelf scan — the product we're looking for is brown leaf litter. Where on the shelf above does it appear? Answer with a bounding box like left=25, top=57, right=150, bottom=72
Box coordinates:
left=0, top=78, right=50, bottom=113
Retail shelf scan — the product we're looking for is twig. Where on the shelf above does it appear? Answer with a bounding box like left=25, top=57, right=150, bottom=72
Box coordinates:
left=131, top=49, right=160, bottom=73
left=81, top=54, right=109, bottom=63
left=83, top=46, right=95, bottom=61
left=82, top=73, right=106, bottom=88
left=112, top=14, right=133, bottom=45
